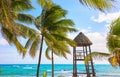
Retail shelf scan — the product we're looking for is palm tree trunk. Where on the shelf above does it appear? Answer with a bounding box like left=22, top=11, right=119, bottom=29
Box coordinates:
left=52, top=51, right=54, bottom=77
left=36, top=35, right=44, bottom=77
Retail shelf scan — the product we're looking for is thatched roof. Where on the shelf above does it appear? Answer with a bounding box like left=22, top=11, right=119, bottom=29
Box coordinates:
left=74, top=32, right=92, bottom=46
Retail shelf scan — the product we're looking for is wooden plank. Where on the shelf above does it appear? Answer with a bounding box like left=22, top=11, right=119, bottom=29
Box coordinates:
left=75, top=59, right=84, bottom=61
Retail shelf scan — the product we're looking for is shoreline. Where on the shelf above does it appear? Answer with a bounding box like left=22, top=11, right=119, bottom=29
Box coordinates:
left=1, top=73, right=120, bottom=77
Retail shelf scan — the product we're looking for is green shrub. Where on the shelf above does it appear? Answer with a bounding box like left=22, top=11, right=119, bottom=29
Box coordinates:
left=42, top=72, right=47, bottom=77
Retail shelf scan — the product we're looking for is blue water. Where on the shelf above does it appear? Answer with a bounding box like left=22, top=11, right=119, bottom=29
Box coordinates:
left=0, top=64, right=120, bottom=77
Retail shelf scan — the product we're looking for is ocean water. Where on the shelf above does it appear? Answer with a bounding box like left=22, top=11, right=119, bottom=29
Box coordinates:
left=0, top=64, right=120, bottom=77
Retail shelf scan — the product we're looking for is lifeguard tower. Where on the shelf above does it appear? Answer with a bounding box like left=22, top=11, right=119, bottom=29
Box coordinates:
left=73, top=32, right=96, bottom=77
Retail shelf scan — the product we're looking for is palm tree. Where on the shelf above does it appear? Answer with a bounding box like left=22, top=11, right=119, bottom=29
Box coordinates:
left=25, top=4, right=77, bottom=77
left=45, top=40, right=75, bottom=77
left=44, top=28, right=76, bottom=77
left=0, top=0, right=39, bottom=56
left=85, top=17, right=120, bottom=67
left=0, top=0, right=33, bottom=33
left=107, top=17, right=120, bottom=66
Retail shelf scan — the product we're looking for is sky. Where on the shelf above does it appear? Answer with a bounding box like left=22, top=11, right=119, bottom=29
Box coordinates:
left=0, top=0, right=120, bottom=64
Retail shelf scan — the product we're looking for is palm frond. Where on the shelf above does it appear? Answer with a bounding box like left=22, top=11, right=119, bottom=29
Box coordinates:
left=44, top=33, right=56, bottom=42
left=44, top=38, right=52, bottom=48
left=0, top=0, right=14, bottom=31
left=1, top=26, right=16, bottom=44
left=110, top=17, right=120, bottom=36
left=29, top=36, right=40, bottom=57
left=52, top=48, right=60, bottom=56
left=59, top=50, right=67, bottom=59
left=51, top=33, right=76, bottom=46
left=113, top=48, right=120, bottom=66
left=14, top=22, right=39, bottom=38
left=35, top=16, right=42, bottom=30
left=51, top=43, right=69, bottom=59
left=1, top=27, right=27, bottom=57
left=107, top=34, right=120, bottom=52
left=14, top=38, right=27, bottom=57
left=48, top=26, right=77, bottom=33
left=85, top=52, right=110, bottom=64
left=79, top=0, right=114, bottom=11
left=45, top=37, right=70, bottom=59
left=108, top=56, right=118, bottom=68
left=17, top=13, right=35, bottom=24
left=25, top=38, right=33, bottom=49
left=53, top=19, right=75, bottom=27
left=37, top=0, right=53, bottom=10
left=0, top=0, right=34, bottom=37
left=54, top=41, right=71, bottom=54
left=44, top=5, right=67, bottom=23
left=11, top=0, right=34, bottom=12
left=45, top=47, right=51, bottom=59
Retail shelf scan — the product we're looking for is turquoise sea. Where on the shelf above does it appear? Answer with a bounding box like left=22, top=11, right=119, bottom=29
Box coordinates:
left=0, top=64, right=120, bottom=77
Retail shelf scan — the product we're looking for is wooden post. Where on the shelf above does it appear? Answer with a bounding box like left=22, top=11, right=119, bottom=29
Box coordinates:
left=73, top=47, right=77, bottom=77
left=83, top=46, right=88, bottom=75
left=83, top=46, right=85, bottom=58
left=85, top=46, right=90, bottom=77
left=74, top=47, right=77, bottom=77
left=89, top=46, right=96, bottom=76
left=73, top=47, right=75, bottom=77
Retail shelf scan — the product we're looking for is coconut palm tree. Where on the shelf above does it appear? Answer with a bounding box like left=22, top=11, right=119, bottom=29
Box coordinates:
left=0, top=0, right=39, bottom=56
left=44, top=28, right=76, bottom=77
left=0, top=0, right=33, bottom=34
left=25, top=4, right=77, bottom=76
left=107, top=17, right=120, bottom=67
left=85, top=17, right=120, bottom=67
left=45, top=40, right=75, bottom=77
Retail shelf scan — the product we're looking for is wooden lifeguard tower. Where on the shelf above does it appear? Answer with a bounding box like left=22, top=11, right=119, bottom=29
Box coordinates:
left=73, top=32, right=96, bottom=77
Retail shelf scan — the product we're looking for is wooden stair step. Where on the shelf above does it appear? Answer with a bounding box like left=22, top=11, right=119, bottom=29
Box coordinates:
left=75, top=59, right=84, bottom=61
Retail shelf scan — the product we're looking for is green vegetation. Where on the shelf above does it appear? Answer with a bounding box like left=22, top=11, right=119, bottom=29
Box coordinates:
left=38, top=0, right=114, bottom=11
left=0, top=68, right=1, bottom=73
left=36, top=0, right=116, bottom=76
left=25, top=2, right=77, bottom=76
left=58, top=75, right=65, bottom=77
left=0, top=0, right=37, bottom=56
left=85, top=17, right=120, bottom=67
left=42, top=72, right=47, bottom=77
left=0, top=0, right=118, bottom=77
left=79, top=0, right=114, bottom=11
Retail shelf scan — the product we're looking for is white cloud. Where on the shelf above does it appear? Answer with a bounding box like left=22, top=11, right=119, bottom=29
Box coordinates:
left=86, top=32, right=109, bottom=64
left=0, top=38, right=8, bottom=46
left=86, top=32, right=108, bottom=52
left=68, top=26, right=92, bottom=40
left=91, top=11, right=120, bottom=32
left=0, top=32, right=109, bottom=64
left=68, top=33, right=78, bottom=40
left=92, top=11, right=120, bottom=23
left=80, top=29, right=88, bottom=33
left=80, top=27, right=92, bottom=33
